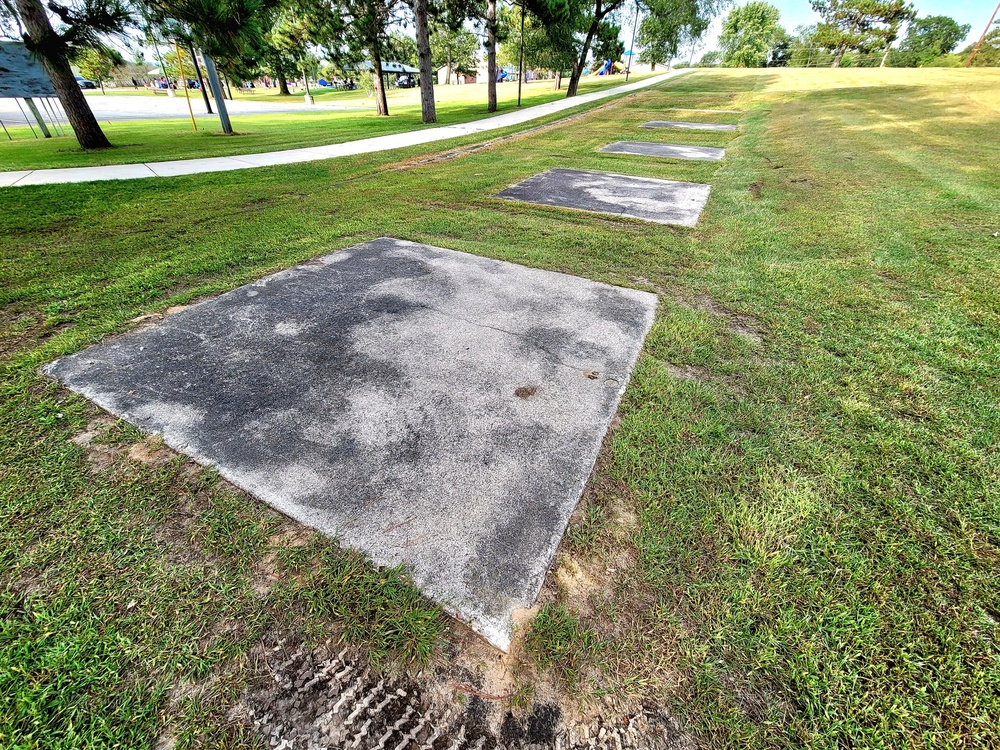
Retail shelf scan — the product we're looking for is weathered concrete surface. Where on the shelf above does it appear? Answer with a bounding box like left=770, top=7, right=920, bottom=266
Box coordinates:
left=640, top=120, right=736, bottom=132
left=44, top=238, right=657, bottom=651
left=498, top=168, right=711, bottom=227
left=598, top=141, right=725, bottom=161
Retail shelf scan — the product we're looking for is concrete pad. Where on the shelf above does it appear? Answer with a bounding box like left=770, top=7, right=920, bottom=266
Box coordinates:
left=0, top=170, right=32, bottom=187
left=640, top=120, right=736, bottom=132
left=43, top=238, right=657, bottom=650
left=598, top=141, right=725, bottom=161
left=13, top=163, right=156, bottom=185
left=497, top=168, right=711, bottom=227
left=669, top=108, right=742, bottom=114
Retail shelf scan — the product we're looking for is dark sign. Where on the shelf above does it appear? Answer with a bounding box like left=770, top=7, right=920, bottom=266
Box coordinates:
left=0, top=42, right=57, bottom=98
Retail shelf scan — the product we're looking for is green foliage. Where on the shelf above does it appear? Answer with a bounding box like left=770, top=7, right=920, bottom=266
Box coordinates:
left=430, top=24, right=479, bottom=75
left=810, top=0, right=915, bottom=64
left=697, top=49, right=722, bottom=66
left=893, top=16, right=971, bottom=67
left=593, top=21, right=624, bottom=63
left=719, top=1, right=782, bottom=68
left=637, top=0, right=715, bottom=66
left=75, top=46, right=123, bottom=87
left=385, top=30, right=418, bottom=66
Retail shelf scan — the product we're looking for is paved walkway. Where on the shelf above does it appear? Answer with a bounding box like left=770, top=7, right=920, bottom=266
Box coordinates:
left=1, top=71, right=684, bottom=188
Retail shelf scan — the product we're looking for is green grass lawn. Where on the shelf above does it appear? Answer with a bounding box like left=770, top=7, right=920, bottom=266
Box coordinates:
left=0, top=72, right=658, bottom=171
left=2, top=67, right=999, bottom=748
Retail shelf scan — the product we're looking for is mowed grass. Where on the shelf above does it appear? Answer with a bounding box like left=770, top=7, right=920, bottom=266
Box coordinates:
left=0, top=72, right=659, bottom=171
left=1, top=67, right=999, bottom=748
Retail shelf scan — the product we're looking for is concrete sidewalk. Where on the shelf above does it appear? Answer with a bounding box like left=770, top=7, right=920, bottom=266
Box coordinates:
left=1, top=71, right=685, bottom=188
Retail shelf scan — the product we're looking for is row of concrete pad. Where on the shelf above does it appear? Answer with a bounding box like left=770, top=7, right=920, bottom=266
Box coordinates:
left=44, top=88, right=740, bottom=650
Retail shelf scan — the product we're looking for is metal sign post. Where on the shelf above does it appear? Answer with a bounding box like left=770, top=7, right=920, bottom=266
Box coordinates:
left=203, top=54, right=233, bottom=134
left=23, top=98, right=51, bottom=137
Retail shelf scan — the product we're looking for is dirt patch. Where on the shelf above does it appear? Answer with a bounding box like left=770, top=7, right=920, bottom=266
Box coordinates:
left=665, top=363, right=710, bottom=382
left=128, top=436, right=176, bottom=467
left=69, top=415, right=123, bottom=471
left=236, top=636, right=693, bottom=749
left=515, top=386, right=538, bottom=399
left=685, top=296, right=763, bottom=344
left=748, top=181, right=762, bottom=199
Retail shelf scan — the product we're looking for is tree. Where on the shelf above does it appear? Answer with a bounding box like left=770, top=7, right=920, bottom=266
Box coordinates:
left=384, top=29, right=419, bottom=65
left=497, top=2, right=577, bottom=88
left=637, top=1, right=710, bottom=69
left=593, top=20, right=624, bottom=65
left=9, top=0, right=132, bottom=149
left=876, top=0, right=915, bottom=67
left=811, top=0, right=913, bottom=67
left=719, top=1, right=782, bottom=68
left=405, top=0, right=436, bottom=123
left=430, top=24, right=478, bottom=81
left=766, top=25, right=791, bottom=66
left=485, top=0, right=497, bottom=110
left=894, top=15, right=970, bottom=67
left=76, top=46, right=123, bottom=92
left=696, top=49, right=721, bottom=65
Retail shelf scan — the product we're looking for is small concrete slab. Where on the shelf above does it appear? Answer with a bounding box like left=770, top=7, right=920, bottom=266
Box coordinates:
left=598, top=141, right=725, bottom=161
left=44, top=238, right=657, bottom=651
left=497, top=168, right=711, bottom=227
left=669, top=108, right=742, bottom=114
left=641, top=120, right=737, bottom=132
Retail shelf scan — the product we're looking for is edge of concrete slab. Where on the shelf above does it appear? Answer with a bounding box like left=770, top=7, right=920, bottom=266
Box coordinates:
left=497, top=167, right=712, bottom=228
left=596, top=141, right=726, bottom=161
left=41, top=237, right=660, bottom=652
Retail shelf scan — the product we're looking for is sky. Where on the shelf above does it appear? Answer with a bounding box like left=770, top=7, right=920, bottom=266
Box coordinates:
left=625, top=0, right=999, bottom=61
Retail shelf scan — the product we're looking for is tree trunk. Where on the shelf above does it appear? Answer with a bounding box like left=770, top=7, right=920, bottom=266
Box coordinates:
left=567, top=12, right=601, bottom=98
left=651, top=61, right=656, bottom=71
left=554, top=69, right=561, bottom=90
left=880, top=45, right=891, bottom=67
left=13, top=0, right=111, bottom=149
left=486, top=0, right=497, bottom=112
left=832, top=44, right=846, bottom=67
left=413, top=0, right=436, bottom=123
left=277, top=68, right=291, bottom=95
left=372, top=44, right=389, bottom=116
left=446, top=48, right=452, bottom=84
left=189, top=44, right=213, bottom=114
left=99, top=79, right=105, bottom=94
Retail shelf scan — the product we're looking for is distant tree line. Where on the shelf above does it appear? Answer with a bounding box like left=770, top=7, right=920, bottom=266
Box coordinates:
left=0, top=0, right=730, bottom=150
left=694, top=1, right=994, bottom=71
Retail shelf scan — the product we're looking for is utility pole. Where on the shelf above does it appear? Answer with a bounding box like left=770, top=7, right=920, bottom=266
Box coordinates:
left=517, top=0, right=525, bottom=107
left=625, top=1, right=639, bottom=82
left=966, top=1, right=1000, bottom=67
left=203, top=54, right=232, bottom=134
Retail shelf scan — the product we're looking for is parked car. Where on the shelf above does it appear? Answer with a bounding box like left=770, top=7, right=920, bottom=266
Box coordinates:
left=76, top=76, right=97, bottom=89
left=396, top=74, right=416, bottom=89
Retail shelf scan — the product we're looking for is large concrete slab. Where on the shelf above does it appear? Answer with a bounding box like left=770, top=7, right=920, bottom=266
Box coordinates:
left=497, top=168, right=711, bottom=227
left=641, top=120, right=736, bottom=132
left=598, top=141, right=725, bottom=161
left=43, top=238, right=657, bottom=651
